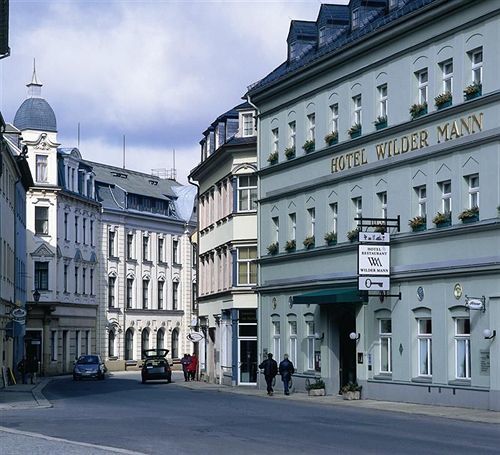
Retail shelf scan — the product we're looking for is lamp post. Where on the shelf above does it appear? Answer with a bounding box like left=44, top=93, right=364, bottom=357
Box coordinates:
left=32, top=289, right=40, bottom=303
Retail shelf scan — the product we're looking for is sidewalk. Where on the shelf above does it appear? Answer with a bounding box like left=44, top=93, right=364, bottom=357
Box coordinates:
left=0, top=378, right=52, bottom=410
left=175, top=378, right=500, bottom=424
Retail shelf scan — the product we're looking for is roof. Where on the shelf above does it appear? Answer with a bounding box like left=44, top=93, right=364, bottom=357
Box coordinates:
left=13, top=97, right=57, bottom=132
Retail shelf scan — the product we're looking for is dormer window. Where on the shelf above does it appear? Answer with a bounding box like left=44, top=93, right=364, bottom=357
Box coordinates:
left=352, top=8, right=360, bottom=29
left=242, top=113, right=254, bottom=137
left=36, top=155, right=48, bottom=183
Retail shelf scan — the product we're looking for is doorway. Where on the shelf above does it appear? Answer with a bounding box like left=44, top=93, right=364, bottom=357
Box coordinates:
left=338, top=308, right=357, bottom=392
left=239, top=339, right=257, bottom=384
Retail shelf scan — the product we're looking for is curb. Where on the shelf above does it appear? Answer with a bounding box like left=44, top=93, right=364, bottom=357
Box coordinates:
left=32, top=378, right=53, bottom=408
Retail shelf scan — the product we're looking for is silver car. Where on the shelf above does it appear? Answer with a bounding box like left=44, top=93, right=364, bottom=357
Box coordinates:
left=73, top=355, right=107, bottom=380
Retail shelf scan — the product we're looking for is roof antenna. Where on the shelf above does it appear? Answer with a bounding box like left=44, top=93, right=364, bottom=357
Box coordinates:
left=122, top=135, right=126, bottom=169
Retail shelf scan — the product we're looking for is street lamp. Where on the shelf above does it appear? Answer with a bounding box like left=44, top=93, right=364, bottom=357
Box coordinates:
left=32, top=289, right=41, bottom=303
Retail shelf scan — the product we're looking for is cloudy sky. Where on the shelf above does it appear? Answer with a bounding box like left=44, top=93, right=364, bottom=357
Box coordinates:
left=0, top=0, right=347, bottom=183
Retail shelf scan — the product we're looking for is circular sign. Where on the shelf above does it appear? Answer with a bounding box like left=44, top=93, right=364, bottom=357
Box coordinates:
left=186, top=332, right=204, bottom=343
left=10, top=307, right=27, bottom=321
left=453, top=283, right=463, bottom=300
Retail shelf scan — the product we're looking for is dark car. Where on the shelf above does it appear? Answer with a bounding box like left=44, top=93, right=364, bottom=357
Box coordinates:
left=73, top=355, right=107, bottom=381
left=141, top=349, right=172, bottom=384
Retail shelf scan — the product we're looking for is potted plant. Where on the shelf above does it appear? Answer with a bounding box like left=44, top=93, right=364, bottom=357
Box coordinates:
left=432, top=211, right=451, bottom=228
left=373, top=223, right=386, bottom=234
left=324, top=231, right=337, bottom=246
left=267, top=151, right=278, bottom=165
left=435, top=92, right=452, bottom=109
left=464, top=82, right=482, bottom=101
left=409, top=102, right=427, bottom=119
left=303, top=235, right=315, bottom=249
left=306, top=378, right=326, bottom=396
left=409, top=216, right=426, bottom=232
left=285, top=239, right=296, bottom=252
left=267, top=242, right=279, bottom=255
left=458, top=206, right=479, bottom=223
left=373, top=115, right=387, bottom=130
left=284, top=146, right=296, bottom=160
left=324, top=131, right=338, bottom=146
left=341, top=382, right=362, bottom=400
left=348, top=123, right=362, bottom=139
left=347, top=227, right=361, bottom=242
left=302, top=140, right=315, bottom=154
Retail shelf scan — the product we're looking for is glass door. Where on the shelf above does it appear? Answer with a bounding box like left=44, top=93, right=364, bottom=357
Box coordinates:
left=239, top=339, right=257, bottom=384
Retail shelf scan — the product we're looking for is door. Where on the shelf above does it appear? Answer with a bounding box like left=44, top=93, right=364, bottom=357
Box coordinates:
left=338, top=309, right=357, bottom=391
left=239, top=339, right=257, bottom=384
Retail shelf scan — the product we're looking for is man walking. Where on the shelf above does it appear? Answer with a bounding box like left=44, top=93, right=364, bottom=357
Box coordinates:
left=279, top=354, right=295, bottom=395
left=259, top=353, right=278, bottom=396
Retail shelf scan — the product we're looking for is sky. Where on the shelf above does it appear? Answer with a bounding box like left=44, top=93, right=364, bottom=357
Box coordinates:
left=0, top=0, right=347, bottom=184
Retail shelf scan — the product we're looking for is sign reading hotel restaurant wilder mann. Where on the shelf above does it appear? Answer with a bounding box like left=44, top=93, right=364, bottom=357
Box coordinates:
left=358, top=245, right=390, bottom=276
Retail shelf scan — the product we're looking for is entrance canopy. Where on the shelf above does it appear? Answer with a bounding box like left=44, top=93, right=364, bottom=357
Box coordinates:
left=291, top=287, right=368, bottom=305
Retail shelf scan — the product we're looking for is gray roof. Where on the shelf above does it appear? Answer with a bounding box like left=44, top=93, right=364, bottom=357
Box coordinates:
left=13, top=97, right=57, bottom=132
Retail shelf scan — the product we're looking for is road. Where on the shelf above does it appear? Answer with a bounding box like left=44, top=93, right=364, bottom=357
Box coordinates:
left=1, top=372, right=499, bottom=454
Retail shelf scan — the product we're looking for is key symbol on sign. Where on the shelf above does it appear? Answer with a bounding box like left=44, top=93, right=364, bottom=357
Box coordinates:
left=365, top=278, right=384, bottom=288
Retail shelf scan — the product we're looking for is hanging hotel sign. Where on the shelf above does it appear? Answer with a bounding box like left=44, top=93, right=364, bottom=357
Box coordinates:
left=358, top=245, right=390, bottom=276
left=332, top=112, right=483, bottom=174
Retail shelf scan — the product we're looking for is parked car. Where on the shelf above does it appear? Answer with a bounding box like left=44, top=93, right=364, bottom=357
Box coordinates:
left=141, top=349, right=172, bottom=384
left=73, top=355, right=107, bottom=381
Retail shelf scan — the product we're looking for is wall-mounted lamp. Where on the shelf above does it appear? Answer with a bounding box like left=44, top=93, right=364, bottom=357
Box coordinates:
left=213, top=314, right=221, bottom=326
left=314, top=332, right=324, bottom=341
left=33, top=289, right=41, bottom=303
left=483, top=329, right=496, bottom=340
left=465, top=295, right=486, bottom=312
left=349, top=332, right=361, bottom=341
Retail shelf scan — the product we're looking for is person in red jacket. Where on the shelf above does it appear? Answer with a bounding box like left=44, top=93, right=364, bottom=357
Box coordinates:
left=187, top=353, right=198, bottom=381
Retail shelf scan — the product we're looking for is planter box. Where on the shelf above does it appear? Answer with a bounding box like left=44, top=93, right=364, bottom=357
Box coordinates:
left=285, top=153, right=295, bottom=160
left=464, top=90, right=481, bottom=101
left=308, top=388, right=326, bottom=397
left=375, top=121, right=387, bottom=130
left=269, top=159, right=278, bottom=166
left=411, top=224, right=426, bottom=232
left=285, top=248, right=295, bottom=253
left=342, top=391, right=361, bottom=400
left=435, top=220, right=451, bottom=228
left=411, top=107, right=428, bottom=119
left=326, top=240, right=337, bottom=246
left=437, top=99, right=452, bottom=110
left=349, top=130, right=362, bottom=139
left=327, top=138, right=338, bottom=146
left=462, top=215, right=479, bottom=224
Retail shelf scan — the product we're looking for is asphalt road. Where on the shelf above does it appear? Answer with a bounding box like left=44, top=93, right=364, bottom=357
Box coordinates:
left=1, top=372, right=499, bottom=455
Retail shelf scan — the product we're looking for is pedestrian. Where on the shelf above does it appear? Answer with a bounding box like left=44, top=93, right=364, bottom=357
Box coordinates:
left=17, top=357, right=27, bottom=384
left=181, top=353, right=191, bottom=381
left=26, top=355, right=38, bottom=384
left=278, top=354, right=295, bottom=395
left=188, top=353, right=198, bottom=381
left=259, top=353, right=278, bottom=396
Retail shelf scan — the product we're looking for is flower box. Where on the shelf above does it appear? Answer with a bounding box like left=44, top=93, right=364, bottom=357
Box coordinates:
left=410, top=103, right=428, bottom=119
left=464, top=83, right=482, bottom=101
left=325, top=131, right=338, bottom=146
left=308, top=388, right=326, bottom=397
left=302, top=140, right=315, bottom=154
left=303, top=236, right=315, bottom=249
left=458, top=207, right=479, bottom=224
left=374, top=116, right=387, bottom=130
left=267, top=152, right=278, bottom=165
left=408, top=216, right=426, bottom=232
left=412, top=224, right=426, bottom=232
left=435, top=92, right=452, bottom=109
left=324, top=231, right=337, bottom=246
left=284, top=240, right=296, bottom=252
left=462, top=215, right=479, bottom=224
left=348, top=123, right=362, bottom=139
left=284, top=146, right=296, bottom=160
left=267, top=242, right=279, bottom=255
left=347, top=228, right=361, bottom=242
left=342, top=390, right=361, bottom=400
left=432, top=212, right=451, bottom=227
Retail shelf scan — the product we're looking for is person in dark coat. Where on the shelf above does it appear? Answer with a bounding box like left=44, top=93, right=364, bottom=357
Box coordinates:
left=181, top=354, right=191, bottom=381
left=26, top=355, right=38, bottom=384
left=17, top=358, right=27, bottom=384
left=278, top=354, right=295, bottom=395
left=259, top=353, right=278, bottom=396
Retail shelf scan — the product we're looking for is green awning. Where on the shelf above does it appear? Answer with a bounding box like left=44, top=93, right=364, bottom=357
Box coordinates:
left=291, top=287, right=368, bottom=305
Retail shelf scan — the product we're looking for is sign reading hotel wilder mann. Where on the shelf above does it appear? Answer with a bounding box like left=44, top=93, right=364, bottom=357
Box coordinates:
left=358, top=245, right=390, bottom=276
left=331, top=112, right=483, bottom=173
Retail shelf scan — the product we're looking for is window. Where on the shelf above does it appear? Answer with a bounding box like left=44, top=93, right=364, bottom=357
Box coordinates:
left=82, top=218, right=86, bottom=244
left=108, top=276, right=116, bottom=308
left=36, top=155, right=48, bottom=182
left=64, top=213, right=68, bottom=240
left=289, top=213, right=296, bottom=241
left=127, top=233, right=134, bottom=260
left=417, top=69, right=428, bottom=104
left=51, top=330, right=57, bottom=361
left=378, top=84, right=388, bottom=118
left=379, top=319, right=392, bottom=373
left=143, top=235, right=149, bottom=261
left=126, top=278, right=133, bottom=309
left=157, top=329, right=165, bottom=350
left=75, top=216, right=79, bottom=243
left=440, top=180, right=451, bottom=214
left=242, top=113, right=254, bottom=137
left=307, top=208, right=315, bottom=236
left=158, top=237, right=164, bottom=263
left=288, top=121, right=296, bottom=148
left=330, top=104, right=339, bottom=133
left=64, top=264, right=68, bottom=292
left=35, top=207, right=48, bottom=235
left=329, top=203, right=338, bottom=235
left=108, top=331, right=115, bottom=357
left=378, top=192, right=387, bottom=218
left=271, top=128, right=279, bottom=153
left=467, top=174, right=479, bottom=208
left=90, top=269, right=94, bottom=295
left=142, top=329, right=150, bottom=356
left=353, top=94, right=362, bottom=125
left=352, top=8, right=359, bottom=28
left=90, top=220, right=94, bottom=246
left=125, top=329, right=133, bottom=360
left=470, top=48, right=483, bottom=84
left=272, top=217, right=279, bottom=243
left=85, top=330, right=91, bottom=355
left=82, top=267, right=86, bottom=294
left=171, top=329, right=179, bottom=359
left=142, top=279, right=149, bottom=309
left=417, top=319, right=432, bottom=376
left=108, top=231, right=115, bottom=257
left=75, top=331, right=81, bottom=358
left=415, top=185, right=427, bottom=217
left=34, top=261, right=48, bottom=290
left=306, top=321, right=315, bottom=371
left=237, top=246, right=257, bottom=285
left=158, top=281, right=164, bottom=309
left=441, top=60, right=453, bottom=94
left=237, top=175, right=257, bottom=212
left=289, top=321, right=297, bottom=366
left=307, top=113, right=315, bottom=141
left=172, top=282, right=179, bottom=310
left=272, top=321, right=281, bottom=361
left=352, top=197, right=362, bottom=226
left=455, top=318, right=471, bottom=379
left=74, top=266, right=79, bottom=293
left=172, top=239, right=178, bottom=264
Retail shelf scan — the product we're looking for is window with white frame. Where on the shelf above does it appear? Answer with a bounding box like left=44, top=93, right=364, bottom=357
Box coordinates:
left=288, top=213, right=296, bottom=241
left=64, top=264, right=68, bottom=293
left=108, top=231, right=115, bottom=258
left=90, top=220, right=94, bottom=246
left=271, top=128, right=279, bottom=153
left=440, top=180, right=451, bottom=214
left=352, top=8, right=359, bottom=28
left=82, top=267, right=86, bottom=294
left=36, top=155, right=48, bottom=182
left=379, top=319, right=392, bottom=373
left=172, top=281, right=179, bottom=310
left=455, top=318, right=471, bottom=379
left=306, top=320, right=315, bottom=371
left=470, top=48, right=483, bottom=84
left=272, top=216, right=279, bottom=243
left=288, top=121, right=296, bottom=148
left=126, top=278, right=133, bottom=309
left=90, top=269, right=94, bottom=295
left=158, top=237, right=164, bottom=263
left=417, top=319, right=432, bottom=376
left=143, top=235, right=150, bottom=261
left=353, top=94, right=362, bottom=125
left=64, top=213, right=68, bottom=240
left=378, top=192, right=387, bottom=218
left=378, top=84, right=388, bottom=118
left=272, top=321, right=281, bottom=361
left=237, top=246, right=257, bottom=285
left=242, top=113, right=254, bottom=137
left=416, top=69, right=428, bottom=104
left=158, top=280, right=164, bottom=309
left=142, top=279, right=149, bottom=309
left=441, top=60, right=453, bottom=94
left=307, top=113, right=315, bottom=141
left=415, top=185, right=427, bottom=217
left=74, top=266, right=79, bottom=294
left=307, top=208, right=315, bottom=236
left=237, top=175, right=257, bottom=212
left=172, top=239, right=179, bottom=264
left=352, top=197, right=362, bottom=226
left=108, top=276, right=115, bottom=308
left=330, top=104, right=339, bottom=133
left=35, top=206, right=49, bottom=235
left=127, top=233, right=134, bottom=260
left=75, top=216, right=79, bottom=243
left=289, top=320, right=297, bottom=366
left=329, top=203, right=338, bottom=235
left=82, top=218, right=86, bottom=244
left=467, top=174, right=479, bottom=208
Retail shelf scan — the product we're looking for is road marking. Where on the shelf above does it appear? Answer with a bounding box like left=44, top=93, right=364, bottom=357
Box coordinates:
left=0, top=426, right=147, bottom=454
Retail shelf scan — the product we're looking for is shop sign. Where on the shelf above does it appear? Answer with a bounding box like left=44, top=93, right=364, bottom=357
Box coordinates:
left=186, top=332, right=204, bottom=343
left=358, top=245, right=390, bottom=275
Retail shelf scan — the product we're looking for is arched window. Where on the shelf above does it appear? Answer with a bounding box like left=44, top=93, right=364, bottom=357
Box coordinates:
left=125, top=329, right=134, bottom=360
left=157, top=328, right=165, bottom=350
left=171, top=328, right=179, bottom=359
left=108, top=330, right=115, bottom=358
left=141, top=328, right=150, bottom=358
